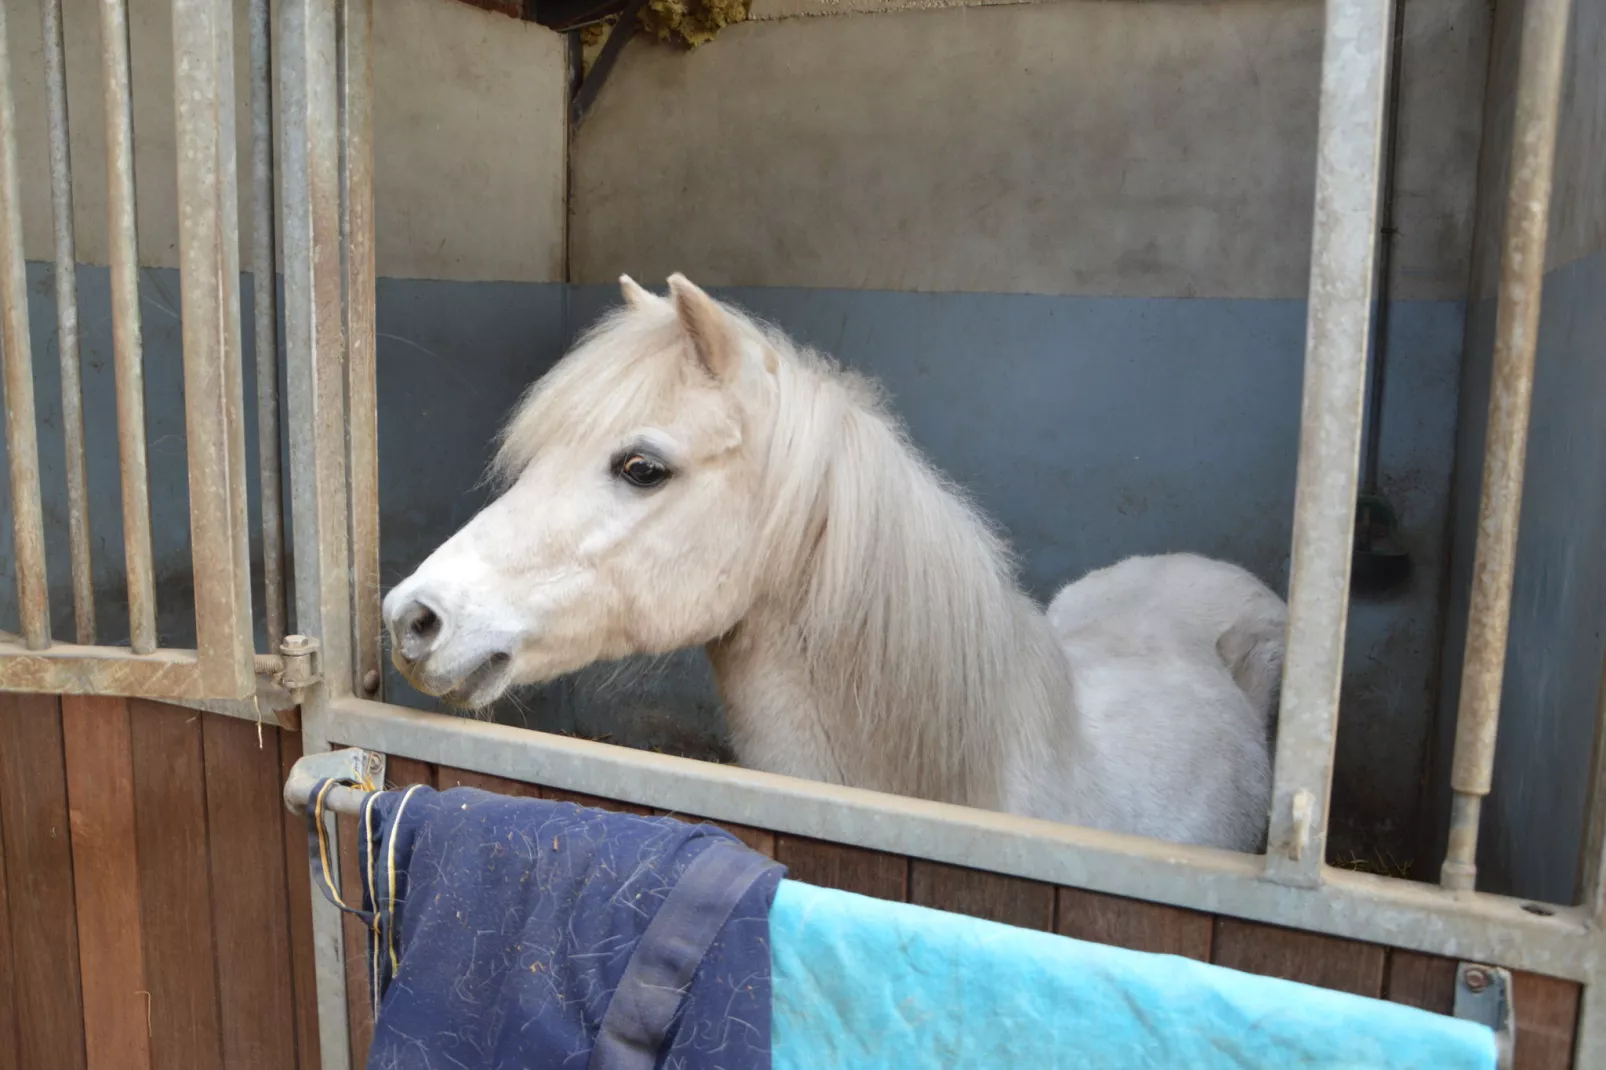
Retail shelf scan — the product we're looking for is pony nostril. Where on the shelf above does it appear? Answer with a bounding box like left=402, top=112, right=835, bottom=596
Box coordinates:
left=395, top=600, right=444, bottom=661
left=409, top=607, right=439, bottom=641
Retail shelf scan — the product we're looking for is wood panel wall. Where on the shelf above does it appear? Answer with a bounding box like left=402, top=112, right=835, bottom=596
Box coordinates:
left=0, top=696, right=1585, bottom=1068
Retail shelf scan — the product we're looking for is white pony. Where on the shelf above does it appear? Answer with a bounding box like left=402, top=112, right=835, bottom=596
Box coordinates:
left=383, top=274, right=1286, bottom=852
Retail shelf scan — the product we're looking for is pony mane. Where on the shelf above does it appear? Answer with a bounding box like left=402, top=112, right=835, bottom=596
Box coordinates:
left=732, top=313, right=1068, bottom=807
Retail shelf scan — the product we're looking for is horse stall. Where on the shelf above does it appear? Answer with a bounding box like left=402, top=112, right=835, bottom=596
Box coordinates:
left=0, top=0, right=1602, bottom=1061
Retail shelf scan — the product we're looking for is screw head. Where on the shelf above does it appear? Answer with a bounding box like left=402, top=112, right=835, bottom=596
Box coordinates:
left=362, top=668, right=381, bottom=694
left=1464, top=967, right=1489, bottom=992
left=282, top=633, right=314, bottom=655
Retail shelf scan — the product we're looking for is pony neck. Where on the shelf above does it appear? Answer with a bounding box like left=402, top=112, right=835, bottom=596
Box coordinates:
left=708, top=360, right=1074, bottom=809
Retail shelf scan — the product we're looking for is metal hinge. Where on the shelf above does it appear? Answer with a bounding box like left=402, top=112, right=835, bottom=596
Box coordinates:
left=1454, top=962, right=1515, bottom=1069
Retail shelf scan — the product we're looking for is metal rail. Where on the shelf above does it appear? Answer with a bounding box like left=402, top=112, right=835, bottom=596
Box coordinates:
left=1262, top=0, right=1393, bottom=887
left=43, top=0, right=95, bottom=645
left=100, top=0, right=159, bottom=654
left=341, top=0, right=382, bottom=699
left=1439, top=0, right=1574, bottom=895
left=0, top=0, right=50, bottom=651
left=282, top=0, right=360, bottom=1062
left=251, top=0, right=289, bottom=651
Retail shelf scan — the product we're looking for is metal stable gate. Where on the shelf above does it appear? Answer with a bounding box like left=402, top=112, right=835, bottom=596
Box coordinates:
left=0, top=0, right=1596, bottom=1063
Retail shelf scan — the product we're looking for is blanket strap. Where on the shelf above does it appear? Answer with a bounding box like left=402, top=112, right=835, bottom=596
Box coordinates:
left=590, top=839, right=782, bottom=1070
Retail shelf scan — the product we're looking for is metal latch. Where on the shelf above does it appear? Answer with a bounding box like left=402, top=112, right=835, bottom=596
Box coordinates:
left=282, top=747, right=385, bottom=815
left=1454, top=962, right=1515, bottom=1069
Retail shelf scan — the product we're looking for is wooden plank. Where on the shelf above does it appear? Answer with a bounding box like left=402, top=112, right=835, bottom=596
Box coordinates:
left=436, top=766, right=539, bottom=796
left=662, top=812, right=776, bottom=858
left=773, top=836, right=908, bottom=901
left=0, top=737, right=19, bottom=1070
left=342, top=755, right=435, bottom=1067
left=385, top=756, right=435, bottom=792
left=202, top=716, right=297, bottom=1069
left=1211, top=917, right=1386, bottom=997
left=911, top=861, right=1054, bottom=930
left=0, top=693, right=88, bottom=1070
left=1057, top=887, right=1213, bottom=960
left=61, top=696, right=153, bottom=1070
left=1384, top=950, right=1458, bottom=1015
left=129, top=699, right=224, bottom=1070
left=277, top=733, right=321, bottom=1070
left=1512, top=971, right=1581, bottom=1070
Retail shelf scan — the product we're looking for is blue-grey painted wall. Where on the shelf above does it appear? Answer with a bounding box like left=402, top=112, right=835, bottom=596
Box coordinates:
left=3, top=264, right=1467, bottom=860
left=1434, top=251, right=1606, bottom=902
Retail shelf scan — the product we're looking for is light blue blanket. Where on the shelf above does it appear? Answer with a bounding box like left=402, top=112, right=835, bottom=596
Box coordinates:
left=770, top=880, right=1497, bottom=1069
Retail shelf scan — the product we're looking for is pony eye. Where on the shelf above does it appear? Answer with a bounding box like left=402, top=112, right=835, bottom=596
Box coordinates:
left=618, top=453, right=670, bottom=488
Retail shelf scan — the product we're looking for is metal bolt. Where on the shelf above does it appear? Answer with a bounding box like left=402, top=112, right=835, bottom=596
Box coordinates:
left=362, top=668, right=381, bottom=694
left=1463, top=967, right=1489, bottom=992
left=282, top=633, right=314, bottom=655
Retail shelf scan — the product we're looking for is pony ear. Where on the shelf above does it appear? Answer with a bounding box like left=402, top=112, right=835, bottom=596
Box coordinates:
left=619, top=274, right=662, bottom=311
left=667, top=273, right=738, bottom=380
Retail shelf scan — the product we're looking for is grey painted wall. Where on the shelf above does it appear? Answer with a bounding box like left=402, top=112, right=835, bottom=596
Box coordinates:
left=1431, top=0, right=1606, bottom=903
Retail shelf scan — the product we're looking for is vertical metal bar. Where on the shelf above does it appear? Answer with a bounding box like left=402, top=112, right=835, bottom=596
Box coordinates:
left=173, top=0, right=257, bottom=698
left=1439, top=0, right=1572, bottom=894
left=283, top=0, right=356, bottom=1057
left=282, top=0, right=353, bottom=700
left=100, top=0, right=158, bottom=654
left=251, top=0, right=287, bottom=651
left=0, top=0, right=50, bottom=650
left=1262, top=0, right=1393, bottom=887
left=43, top=0, right=96, bottom=645
left=341, top=0, right=380, bottom=699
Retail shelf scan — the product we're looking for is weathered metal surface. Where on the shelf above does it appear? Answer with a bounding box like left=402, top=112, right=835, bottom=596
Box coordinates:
left=99, top=0, right=158, bottom=655
left=42, top=0, right=95, bottom=645
left=0, top=0, right=51, bottom=651
left=319, top=694, right=1601, bottom=982
left=1454, top=963, right=1515, bottom=1069
left=172, top=0, right=258, bottom=701
left=1262, top=0, right=1392, bottom=887
left=283, top=0, right=358, bottom=1063
left=251, top=0, right=288, bottom=651
left=283, top=0, right=355, bottom=703
left=342, top=0, right=382, bottom=699
left=281, top=747, right=382, bottom=814
left=1441, top=0, right=1573, bottom=894
left=0, top=638, right=200, bottom=696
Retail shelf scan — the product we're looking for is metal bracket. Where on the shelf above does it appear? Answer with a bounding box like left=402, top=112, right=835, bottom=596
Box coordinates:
left=1454, top=962, right=1515, bottom=1069
left=1286, top=789, right=1315, bottom=862
left=282, top=746, right=385, bottom=815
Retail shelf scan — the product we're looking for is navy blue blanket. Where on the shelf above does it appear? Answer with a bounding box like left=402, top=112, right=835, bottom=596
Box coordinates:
left=345, top=785, right=785, bottom=1070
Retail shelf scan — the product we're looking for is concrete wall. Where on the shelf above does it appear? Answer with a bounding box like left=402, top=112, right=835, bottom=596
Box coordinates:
left=1, top=0, right=1511, bottom=860
left=1432, top=0, right=1606, bottom=902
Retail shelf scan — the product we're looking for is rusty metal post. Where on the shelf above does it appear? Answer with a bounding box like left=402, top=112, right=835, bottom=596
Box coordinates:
left=0, top=0, right=50, bottom=650
left=100, top=0, right=158, bottom=654
left=173, top=0, right=257, bottom=699
left=341, top=0, right=381, bottom=699
left=43, top=0, right=95, bottom=645
left=1440, top=0, right=1572, bottom=894
left=1262, top=0, right=1393, bottom=886
left=250, top=0, right=288, bottom=650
